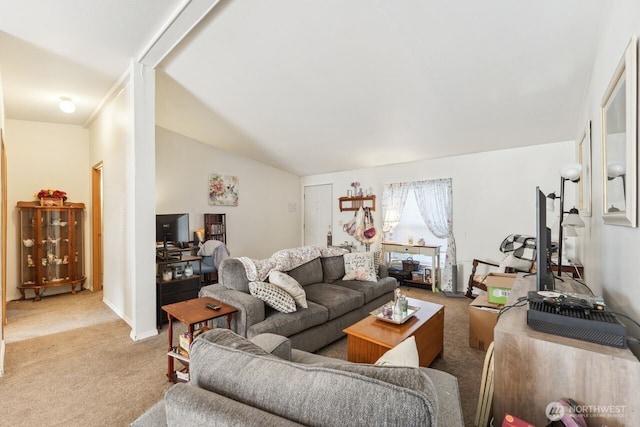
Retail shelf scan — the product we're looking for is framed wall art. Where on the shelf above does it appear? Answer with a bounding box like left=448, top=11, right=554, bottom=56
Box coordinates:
left=208, top=174, right=238, bottom=206
left=577, top=120, right=592, bottom=216
left=601, top=35, right=637, bottom=227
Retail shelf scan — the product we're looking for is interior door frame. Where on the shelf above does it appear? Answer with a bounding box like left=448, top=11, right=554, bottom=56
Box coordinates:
left=2, top=131, right=7, bottom=327
left=91, top=162, right=103, bottom=292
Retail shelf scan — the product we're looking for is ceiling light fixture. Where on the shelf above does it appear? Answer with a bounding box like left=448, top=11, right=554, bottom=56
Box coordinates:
left=59, top=97, right=76, bottom=114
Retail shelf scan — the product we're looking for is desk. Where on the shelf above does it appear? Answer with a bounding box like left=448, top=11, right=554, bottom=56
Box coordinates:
left=381, top=242, right=440, bottom=288
left=493, top=274, right=640, bottom=426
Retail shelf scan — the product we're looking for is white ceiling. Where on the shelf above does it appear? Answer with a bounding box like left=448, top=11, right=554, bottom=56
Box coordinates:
left=1, top=1, right=606, bottom=176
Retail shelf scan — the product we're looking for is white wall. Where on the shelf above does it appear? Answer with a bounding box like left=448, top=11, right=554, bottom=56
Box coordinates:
left=4, top=120, right=91, bottom=302
left=88, top=81, right=135, bottom=325
left=156, top=126, right=301, bottom=259
left=302, top=141, right=576, bottom=291
left=577, top=0, right=640, bottom=353
left=1, top=67, right=5, bottom=375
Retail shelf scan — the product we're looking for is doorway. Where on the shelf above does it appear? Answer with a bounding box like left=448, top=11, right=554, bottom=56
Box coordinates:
left=91, top=163, right=103, bottom=292
left=303, top=184, right=333, bottom=247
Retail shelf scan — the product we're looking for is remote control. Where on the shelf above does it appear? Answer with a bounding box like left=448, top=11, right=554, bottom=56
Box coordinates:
left=205, top=303, right=221, bottom=310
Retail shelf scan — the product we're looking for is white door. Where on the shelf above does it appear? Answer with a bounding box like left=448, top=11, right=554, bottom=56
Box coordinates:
left=304, top=184, right=333, bottom=247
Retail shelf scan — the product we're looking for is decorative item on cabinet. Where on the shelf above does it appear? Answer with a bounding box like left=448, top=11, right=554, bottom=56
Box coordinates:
left=16, top=200, right=85, bottom=301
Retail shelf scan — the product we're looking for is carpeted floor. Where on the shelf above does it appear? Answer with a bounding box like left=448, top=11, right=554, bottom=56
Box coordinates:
left=2, top=286, right=486, bottom=426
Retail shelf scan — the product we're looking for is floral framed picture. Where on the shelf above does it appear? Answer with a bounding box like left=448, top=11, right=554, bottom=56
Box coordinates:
left=208, top=174, right=238, bottom=206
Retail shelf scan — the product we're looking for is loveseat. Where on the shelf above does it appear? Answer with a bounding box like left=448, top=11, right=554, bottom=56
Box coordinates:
left=198, top=247, right=398, bottom=352
left=132, top=329, right=464, bottom=426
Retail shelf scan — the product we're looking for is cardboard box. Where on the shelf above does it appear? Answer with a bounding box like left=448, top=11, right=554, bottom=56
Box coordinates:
left=485, top=272, right=516, bottom=304
left=469, top=295, right=501, bottom=351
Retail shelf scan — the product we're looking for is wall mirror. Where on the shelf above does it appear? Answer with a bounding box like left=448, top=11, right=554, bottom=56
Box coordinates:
left=601, top=36, right=637, bottom=227
left=577, top=121, right=592, bottom=216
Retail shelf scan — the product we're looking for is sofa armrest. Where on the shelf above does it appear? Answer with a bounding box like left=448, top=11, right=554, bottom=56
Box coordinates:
left=378, top=263, right=389, bottom=278
left=199, top=283, right=265, bottom=337
left=164, top=384, right=301, bottom=426
left=250, top=333, right=292, bottom=360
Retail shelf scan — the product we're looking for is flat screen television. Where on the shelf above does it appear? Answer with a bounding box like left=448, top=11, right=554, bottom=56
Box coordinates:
left=156, top=213, right=189, bottom=247
left=536, top=187, right=555, bottom=291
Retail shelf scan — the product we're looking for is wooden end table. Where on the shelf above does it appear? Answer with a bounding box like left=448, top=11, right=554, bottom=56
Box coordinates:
left=343, top=297, right=444, bottom=367
left=162, top=297, right=238, bottom=383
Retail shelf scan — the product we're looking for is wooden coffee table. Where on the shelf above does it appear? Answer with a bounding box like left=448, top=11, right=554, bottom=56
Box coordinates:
left=343, top=297, right=444, bottom=367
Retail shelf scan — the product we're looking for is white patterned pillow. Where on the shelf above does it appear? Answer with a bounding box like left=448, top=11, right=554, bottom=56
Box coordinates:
left=268, top=271, right=308, bottom=308
left=248, top=281, right=297, bottom=313
left=375, top=336, right=419, bottom=367
left=343, top=252, right=377, bottom=282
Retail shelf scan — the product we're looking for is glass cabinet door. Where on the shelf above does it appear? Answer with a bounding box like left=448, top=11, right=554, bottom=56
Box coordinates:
left=19, top=209, right=37, bottom=286
left=73, top=210, right=84, bottom=279
left=41, top=209, right=71, bottom=284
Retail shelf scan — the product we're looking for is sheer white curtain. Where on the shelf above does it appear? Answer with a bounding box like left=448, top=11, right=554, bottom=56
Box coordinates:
left=412, top=178, right=456, bottom=292
left=381, top=183, right=410, bottom=239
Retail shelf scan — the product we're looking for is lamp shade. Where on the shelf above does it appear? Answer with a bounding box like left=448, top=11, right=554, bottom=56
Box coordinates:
left=562, top=207, right=585, bottom=227
left=560, top=163, right=582, bottom=182
left=564, top=225, right=579, bottom=237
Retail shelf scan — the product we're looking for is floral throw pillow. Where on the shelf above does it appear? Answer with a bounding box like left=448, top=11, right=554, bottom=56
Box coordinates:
left=342, top=252, right=377, bottom=282
left=248, top=281, right=297, bottom=313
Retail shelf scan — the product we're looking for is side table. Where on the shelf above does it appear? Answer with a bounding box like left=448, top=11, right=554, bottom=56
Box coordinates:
left=162, top=297, right=238, bottom=383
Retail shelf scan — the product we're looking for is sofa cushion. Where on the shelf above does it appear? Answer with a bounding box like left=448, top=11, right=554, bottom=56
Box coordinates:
left=332, top=276, right=398, bottom=304
left=286, top=257, right=323, bottom=286
left=247, top=301, right=329, bottom=338
left=249, top=281, right=297, bottom=313
left=343, top=252, right=377, bottom=282
left=165, top=383, right=302, bottom=427
left=303, top=283, right=365, bottom=320
left=189, top=329, right=436, bottom=426
left=321, top=255, right=346, bottom=282
left=268, top=271, right=308, bottom=308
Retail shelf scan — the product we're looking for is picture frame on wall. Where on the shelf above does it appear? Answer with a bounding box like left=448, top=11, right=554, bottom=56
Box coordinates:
left=577, top=120, right=592, bottom=216
left=600, top=35, right=637, bottom=227
left=208, top=174, right=238, bottom=206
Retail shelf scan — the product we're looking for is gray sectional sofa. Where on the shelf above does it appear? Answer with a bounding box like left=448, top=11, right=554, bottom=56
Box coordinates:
left=132, top=329, right=464, bottom=426
left=198, top=251, right=398, bottom=352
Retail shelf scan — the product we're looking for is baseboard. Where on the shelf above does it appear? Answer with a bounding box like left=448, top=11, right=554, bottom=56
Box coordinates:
left=442, top=291, right=467, bottom=298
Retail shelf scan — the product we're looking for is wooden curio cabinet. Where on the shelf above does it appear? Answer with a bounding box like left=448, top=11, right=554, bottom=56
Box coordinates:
left=17, top=201, right=86, bottom=300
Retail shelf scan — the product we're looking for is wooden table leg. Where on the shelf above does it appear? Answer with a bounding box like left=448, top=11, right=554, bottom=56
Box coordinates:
left=167, top=314, right=174, bottom=382
left=225, top=313, right=233, bottom=329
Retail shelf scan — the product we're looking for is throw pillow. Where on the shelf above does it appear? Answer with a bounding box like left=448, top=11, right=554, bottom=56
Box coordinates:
left=375, top=336, right=419, bottom=368
left=268, top=271, right=308, bottom=308
left=343, top=251, right=377, bottom=282
left=248, top=281, right=297, bottom=313
left=497, top=253, right=533, bottom=273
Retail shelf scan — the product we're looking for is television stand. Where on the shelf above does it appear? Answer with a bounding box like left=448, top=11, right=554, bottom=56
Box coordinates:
left=493, top=274, right=640, bottom=426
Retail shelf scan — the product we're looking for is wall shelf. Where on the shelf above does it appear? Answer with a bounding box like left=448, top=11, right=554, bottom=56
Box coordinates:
left=338, top=196, right=376, bottom=212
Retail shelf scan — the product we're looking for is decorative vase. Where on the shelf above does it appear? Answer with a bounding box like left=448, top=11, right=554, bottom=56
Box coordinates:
left=162, top=269, right=173, bottom=282
left=184, top=262, right=193, bottom=277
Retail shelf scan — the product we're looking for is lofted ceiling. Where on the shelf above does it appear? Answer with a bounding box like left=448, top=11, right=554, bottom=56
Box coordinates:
left=1, top=1, right=606, bottom=176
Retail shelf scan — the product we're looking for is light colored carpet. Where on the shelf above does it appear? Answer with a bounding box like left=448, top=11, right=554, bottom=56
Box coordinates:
left=5, top=289, right=119, bottom=343
left=1, top=286, right=484, bottom=427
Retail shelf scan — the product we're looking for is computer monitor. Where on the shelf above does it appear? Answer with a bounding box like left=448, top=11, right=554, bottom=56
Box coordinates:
left=536, top=187, right=555, bottom=291
left=156, top=213, right=189, bottom=247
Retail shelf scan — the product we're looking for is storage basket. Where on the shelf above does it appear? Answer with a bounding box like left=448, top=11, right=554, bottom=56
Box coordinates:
left=402, top=257, right=420, bottom=272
